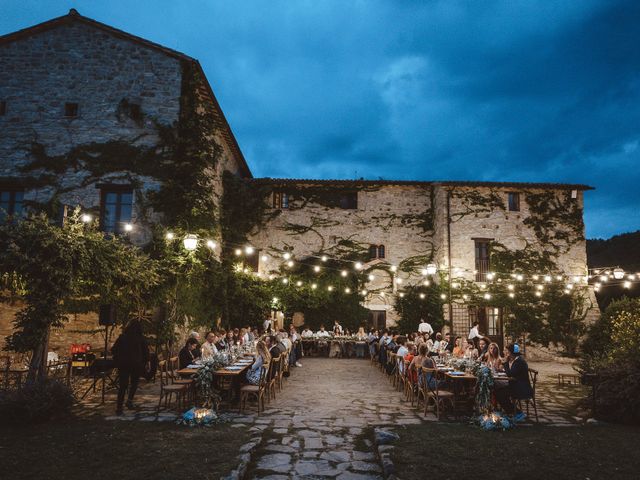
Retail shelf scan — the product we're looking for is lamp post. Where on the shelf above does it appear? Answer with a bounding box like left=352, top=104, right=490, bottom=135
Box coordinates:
left=183, top=234, right=198, bottom=251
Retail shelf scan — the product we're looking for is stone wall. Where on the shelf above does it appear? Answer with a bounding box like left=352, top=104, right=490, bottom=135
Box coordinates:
left=248, top=182, right=600, bottom=330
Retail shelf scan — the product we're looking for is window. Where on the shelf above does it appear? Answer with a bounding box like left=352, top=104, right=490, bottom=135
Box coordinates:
left=474, top=239, right=490, bottom=282
left=273, top=192, right=289, bottom=209
left=508, top=192, right=520, bottom=212
left=64, top=102, right=79, bottom=117
left=100, top=188, right=133, bottom=234
left=368, top=244, right=386, bottom=260
left=245, top=249, right=259, bottom=272
left=0, top=101, right=6, bottom=116
left=0, top=189, right=24, bottom=223
left=339, top=192, right=357, bottom=209
left=469, top=307, right=502, bottom=337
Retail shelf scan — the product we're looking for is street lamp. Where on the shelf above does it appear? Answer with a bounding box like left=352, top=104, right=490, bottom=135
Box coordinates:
left=613, top=268, right=625, bottom=280
left=81, top=213, right=92, bottom=223
left=183, top=234, right=198, bottom=251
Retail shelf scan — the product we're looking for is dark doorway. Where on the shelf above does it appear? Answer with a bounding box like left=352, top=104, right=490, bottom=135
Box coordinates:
left=470, top=306, right=504, bottom=348
left=368, top=310, right=386, bottom=331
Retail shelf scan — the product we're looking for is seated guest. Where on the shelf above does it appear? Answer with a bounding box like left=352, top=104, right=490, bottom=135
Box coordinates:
left=188, top=331, right=202, bottom=358
left=201, top=331, right=219, bottom=360
left=409, top=343, right=428, bottom=385
left=333, top=320, right=344, bottom=335
left=444, top=332, right=454, bottom=353
left=484, top=342, right=504, bottom=371
left=496, top=343, right=533, bottom=415
left=368, top=329, right=379, bottom=358
left=452, top=336, right=464, bottom=357
left=232, top=328, right=241, bottom=344
left=316, top=325, right=331, bottom=356
left=239, top=327, right=249, bottom=344
left=246, top=340, right=271, bottom=385
left=420, top=352, right=439, bottom=390
left=301, top=326, right=314, bottom=337
left=478, top=337, right=490, bottom=360
left=225, top=330, right=235, bottom=348
left=246, top=326, right=255, bottom=343
left=464, top=341, right=479, bottom=360
left=216, top=329, right=227, bottom=350
left=179, top=338, right=200, bottom=369
left=432, top=332, right=443, bottom=352
left=404, top=342, right=416, bottom=372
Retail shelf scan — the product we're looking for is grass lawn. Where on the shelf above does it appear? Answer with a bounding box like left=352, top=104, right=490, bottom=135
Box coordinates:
left=391, top=423, right=640, bottom=479
left=0, top=415, right=251, bottom=480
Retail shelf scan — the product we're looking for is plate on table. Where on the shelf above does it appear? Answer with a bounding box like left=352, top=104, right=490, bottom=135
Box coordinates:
left=186, top=364, right=202, bottom=369
left=495, top=372, right=507, bottom=377
left=225, top=366, right=244, bottom=371
left=449, top=371, right=465, bottom=376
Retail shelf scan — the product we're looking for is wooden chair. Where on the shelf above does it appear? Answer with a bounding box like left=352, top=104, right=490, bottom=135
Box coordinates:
left=277, top=354, right=287, bottom=391
left=387, top=352, right=397, bottom=384
left=266, top=355, right=280, bottom=401
left=404, top=360, right=417, bottom=405
left=168, top=356, right=196, bottom=405
left=395, top=355, right=406, bottom=392
left=420, top=366, right=455, bottom=419
left=239, top=361, right=270, bottom=414
left=516, top=368, right=539, bottom=422
left=157, top=360, right=189, bottom=412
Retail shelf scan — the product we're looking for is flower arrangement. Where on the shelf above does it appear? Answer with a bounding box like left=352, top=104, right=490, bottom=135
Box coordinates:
left=177, top=407, right=219, bottom=427
left=475, top=365, right=495, bottom=414
left=476, top=411, right=514, bottom=431
left=449, top=358, right=478, bottom=373
left=195, top=354, right=228, bottom=409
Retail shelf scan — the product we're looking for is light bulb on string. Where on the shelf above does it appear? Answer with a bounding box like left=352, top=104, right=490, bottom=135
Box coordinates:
left=283, top=252, right=291, bottom=260
left=516, top=274, right=524, bottom=281
left=234, top=248, right=242, bottom=256
left=282, top=278, right=288, bottom=284
left=124, top=223, right=133, bottom=232
left=327, top=285, right=333, bottom=292
left=399, top=292, right=405, bottom=298
left=311, top=283, right=317, bottom=290
left=296, top=281, right=302, bottom=287
left=508, top=292, right=515, bottom=298
left=345, top=287, right=351, bottom=294
left=321, top=255, right=328, bottom=262
left=261, top=255, right=268, bottom=262
left=544, top=275, right=551, bottom=282
left=206, top=240, right=216, bottom=249
left=361, top=289, right=368, bottom=296
left=314, top=265, right=321, bottom=273
left=440, top=293, right=447, bottom=300
left=165, top=232, right=174, bottom=240
left=507, top=284, right=514, bottom=291
left=483, top=293, right=491, bottom=300
left=426, top=264, right=437, bottom=275
left=368, top=274, right=375, bottom=281
left=390, top=265, right=398, bottom=272
left=395, top=278, right=403, bottom=284
left=419, top=293, right=426, bottom=299
left=423, top=280, right=430, bottom=287
left=286, top=260, right=294, bottom=268
left=245, top=246, right=254, bottom=255
left=624, top=281, right=632, bottom=289
left=341, top=270, right=348, bottom=277
left=355, top=262, right=363, bottom=270
left=532, top=275, right=539, bottom=281
left=613, top=268, right=625, bottom=280
left=535, top=291, right=542, bottom=297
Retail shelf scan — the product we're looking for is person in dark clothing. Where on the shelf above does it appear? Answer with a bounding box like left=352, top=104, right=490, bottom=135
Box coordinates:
left=111, top=320, right=149, bottom=415
left=496, top=343, right=534, bottom=414
left=178, top=338, right=200, bottom=369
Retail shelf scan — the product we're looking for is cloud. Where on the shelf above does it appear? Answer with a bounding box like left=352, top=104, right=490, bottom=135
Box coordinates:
left=1, top=0, right=639, bottom=237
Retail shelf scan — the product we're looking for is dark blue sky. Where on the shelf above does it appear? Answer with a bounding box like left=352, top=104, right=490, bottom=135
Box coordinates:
left=2, top=0, right=639, bottom=239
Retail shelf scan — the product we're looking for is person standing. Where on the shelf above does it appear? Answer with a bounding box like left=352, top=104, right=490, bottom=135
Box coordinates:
left=111, top=320, right=149, bottom=415
left=468, top=321, right=482, bottom=348
left=417, top=318, right=434, bottom=336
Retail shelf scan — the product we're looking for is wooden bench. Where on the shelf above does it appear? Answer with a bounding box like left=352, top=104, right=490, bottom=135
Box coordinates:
left=558, top=373, right=581, bottom=385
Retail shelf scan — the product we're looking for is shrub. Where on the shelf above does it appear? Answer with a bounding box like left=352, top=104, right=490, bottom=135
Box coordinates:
left=0, top=379, right=74, bottom=424
left=580, top=297, right=640, bottom=424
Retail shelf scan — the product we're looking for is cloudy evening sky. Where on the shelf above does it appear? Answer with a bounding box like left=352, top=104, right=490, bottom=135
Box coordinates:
left=1, top=0, right=639, bottom=239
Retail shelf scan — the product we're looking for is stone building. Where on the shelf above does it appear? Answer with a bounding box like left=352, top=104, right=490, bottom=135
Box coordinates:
left=0, top=11, right=598, bottom=353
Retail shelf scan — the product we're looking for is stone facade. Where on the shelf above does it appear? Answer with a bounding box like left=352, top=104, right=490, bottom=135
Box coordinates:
left=0, top=11, right=247, bottom=352
left=247, top=181, right=600, bottom=334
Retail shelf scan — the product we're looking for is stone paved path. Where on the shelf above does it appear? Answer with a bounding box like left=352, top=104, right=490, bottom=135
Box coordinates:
left=244, top=358, right=423, bottom=479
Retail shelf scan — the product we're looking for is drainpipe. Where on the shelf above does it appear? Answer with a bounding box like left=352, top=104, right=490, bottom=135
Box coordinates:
left=446, top=189, right=453, bottom=334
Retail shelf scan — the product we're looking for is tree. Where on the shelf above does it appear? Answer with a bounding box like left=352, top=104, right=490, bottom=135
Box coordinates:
left=0, top=212, right=157, bottom=381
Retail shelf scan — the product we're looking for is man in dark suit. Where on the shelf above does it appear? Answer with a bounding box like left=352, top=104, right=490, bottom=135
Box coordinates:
left=111, top=320, right=149, bottom=415
left=496, top=343, right=533, bottom=414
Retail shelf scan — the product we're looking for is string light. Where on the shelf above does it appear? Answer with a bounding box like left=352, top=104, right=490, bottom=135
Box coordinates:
left=516, top=274, right=524, bottom=281
left=296, top=281, right=303, bottom=287
left=245, top=246, right=254, bottom=255
left=440, top=293, right=447, bottom=300
left=544, top=275, right=552, bottom=282
left=341, top=270, right=348, bottom=277
left=261, top=255, right=268, bottom=262
left=314, top=265, right=321, bottom=273
left=283, top=252, right=291, bottom=260
left=361, top=289, right=368, bottom=296
left=234, top=248, right=242, bottom=256
left=426, top=264, right=437, bottom=275
left=321, top=255, right=328, bottom=262
left=345, top=287, right=351, bottom=293
left=81, top=213, right=92, bottom=223
left=535, top=291, right=542, bottom=297
left=390, top=265, right=398, bottom=272
left=355, top=262, right=363, bottom=270
left=395, top=278, right=403, bottom=284
left=282, top=278, right=288, bottom=284
left=508, top=292, right=515, bottom=298
left=286, top=260, right=294, bottom=268
left=483, top=293, right=491, bottom=300
left=399, top=292, right=404, bottom=298
left=311, top=283, right=317, bottom=290
left=419, top=293, right=426, bottom=299
left=486, top=272, right=495, bottom=280
left=327, top=285, right=333, bottom=292
left=165, top=232, right=174, bottom=240
left=624, top=281, right=632, bottom=289
left=206, top=240, right=216, bottom=249
left=368, top=274, right=375, bottom=281
left=124, top=223, right=133, bottom=232
left=507, top=284, right=514, bottom=291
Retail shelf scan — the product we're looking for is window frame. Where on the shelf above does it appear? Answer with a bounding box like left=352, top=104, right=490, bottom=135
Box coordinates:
left=339, top=191, right=358, bottom=210
left=0, top=187, right=24, bottom=223
left=473, top=238, right=491, bottom=282
left=0, top=100, right=6, bottom=116
left=64, top=102, right=79, bottom=118
left=273, top=191, right=289, bottom=209
left=99, top=185, right=133, bottom=234
left=507, top=192, right=520, bottom=212
left=377, top=244, right=386, bottom=259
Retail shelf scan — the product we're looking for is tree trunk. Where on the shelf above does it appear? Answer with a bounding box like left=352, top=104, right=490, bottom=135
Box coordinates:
left=27, top=326, right=50, bottom=383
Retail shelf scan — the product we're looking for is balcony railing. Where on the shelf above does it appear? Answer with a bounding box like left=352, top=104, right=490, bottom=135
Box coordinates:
left=475, top=259, right=490, bottom=282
